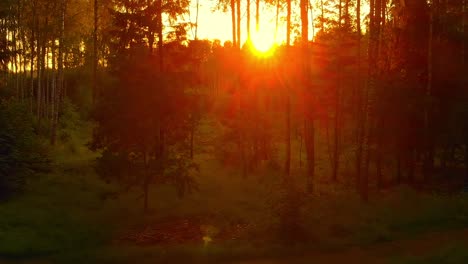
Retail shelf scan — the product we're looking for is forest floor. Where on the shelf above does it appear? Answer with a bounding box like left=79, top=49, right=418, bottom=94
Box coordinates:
left=1, top=227, right=468, bottom=263
left=238, top=228, right=468, bottom=264
left=1, top=119, right=468, bottom=263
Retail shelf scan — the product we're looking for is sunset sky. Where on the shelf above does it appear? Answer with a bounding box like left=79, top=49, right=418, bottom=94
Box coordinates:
left=186, top=0, right=309, bottom=45
left=185, top=1, right=369, bottom=45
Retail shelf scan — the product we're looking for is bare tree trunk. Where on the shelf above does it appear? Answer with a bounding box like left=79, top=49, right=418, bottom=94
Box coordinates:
left=231, top=0, right=237, bottom=47
left=247, top=0, right=251, bottom=40
left=301, top=0, right=314, bottom=193
left=13, top=13, right=19, bottom=99
left=255, top=0, right=260, bottom=32
left=190, top=122, right=194, bottom=159
left=40, top=18, right=47, bottom=119
left=361, top=0, right=378, bottom=202
left=284, top=92, right=291, bottom=182
left=237, top=0, right=241, bottom=48
left=355, top=0, right=362, bottom=191
left=320, top=0, right=325, bottom=33
left=345, top=0, right=349, bottom=26
left=50, top=42, right=56, bottom=126
left=36, top=23, right=42, bottom=121
left=376, top=117, right=384, bottom=188
left=93, top=0, right=98, bottom=104
left=339, top=0, right=342, bottom=27
left=423, top=0, right=434, bottom=181
left=143, top=150, right=150, bottom=212
left=45, top=46, right=50, bottom=122
left=286, top=0, right=291, bottom=46
left=462, top=0, right=468, bottom=187
left=299, top=122, right=303, bottom=168
left=305, top=117, right=315, bottom=193
left=462, top=0, right=465, bottom=67
left=157, top=0, right=163, bottom=70
left=332, top=79, right=340, bottom=182
left=195, top=0, right=199, bottom=39
left=309, top=1, right=315, bottom=38
left=51, top=0, right=65, bottom=145
left=30, top=1, right=36, bottom=113
left=275, top=0, right=280, bottom=42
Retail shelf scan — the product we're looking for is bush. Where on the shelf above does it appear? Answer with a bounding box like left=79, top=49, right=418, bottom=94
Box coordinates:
left=0, top=99, right=50, bottom=199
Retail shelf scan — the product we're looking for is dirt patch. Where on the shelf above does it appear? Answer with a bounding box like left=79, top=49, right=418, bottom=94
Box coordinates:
left=116, top=216, right=251, bottom=245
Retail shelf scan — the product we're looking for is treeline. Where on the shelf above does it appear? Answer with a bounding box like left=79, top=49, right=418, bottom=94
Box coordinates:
left=0, top=0, right=467, bottom=207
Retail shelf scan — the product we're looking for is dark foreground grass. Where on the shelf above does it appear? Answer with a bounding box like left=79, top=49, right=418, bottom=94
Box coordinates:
left=390, top=242, right=468, bottom=264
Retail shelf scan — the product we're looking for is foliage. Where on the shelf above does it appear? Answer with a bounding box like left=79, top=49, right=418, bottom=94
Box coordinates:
left=0, top=100, right=50, bottom=199
left=92, top=4, right=200, bottom=207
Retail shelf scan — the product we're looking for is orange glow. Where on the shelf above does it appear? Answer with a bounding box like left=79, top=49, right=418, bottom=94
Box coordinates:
left=250, top=31, right=276, bottom=57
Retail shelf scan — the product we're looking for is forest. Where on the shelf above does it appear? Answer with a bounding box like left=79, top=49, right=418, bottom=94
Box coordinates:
left=1, top=0, right=468, bottom=263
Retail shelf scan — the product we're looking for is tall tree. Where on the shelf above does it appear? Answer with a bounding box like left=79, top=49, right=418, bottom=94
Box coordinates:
left=93, top=0, right=98, bottom=104
left=237, top=0, right=241, bottom=48
left=247, top=0, right=251, bottom=40
left=51, top=0, right=66, bottom=145
left=231, top=0, right=237, bottom=46
left=255, top=0, right=260, bottom=32
left=301, top=0, right=314, bottom=193
left=286, top=0, right=291, bottom=45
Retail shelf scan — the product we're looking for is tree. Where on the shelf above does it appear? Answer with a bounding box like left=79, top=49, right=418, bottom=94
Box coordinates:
left=92, top=0, right=197, bottom=212
left=0, top=100, right=50, bottom=199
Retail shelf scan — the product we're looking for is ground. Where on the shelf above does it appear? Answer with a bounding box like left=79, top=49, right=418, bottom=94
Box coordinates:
left=1, top=119, right=468, bottom=263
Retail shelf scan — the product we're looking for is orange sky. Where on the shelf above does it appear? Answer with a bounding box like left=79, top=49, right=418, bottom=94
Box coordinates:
left=186, top=0, right=369, bottom=43
left=186, top=0, right=310, bottom=45
left=185, top=1, right=370, bottom=45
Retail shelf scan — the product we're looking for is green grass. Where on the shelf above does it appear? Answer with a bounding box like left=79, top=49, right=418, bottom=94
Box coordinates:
left=2, top=119, right=468, bottom=263
left=389, top=243, right=468, bottom=264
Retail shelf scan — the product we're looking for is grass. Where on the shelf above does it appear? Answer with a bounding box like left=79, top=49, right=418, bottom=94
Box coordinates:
left=1, top=119, right=468, bottom=263
left=390, top=243, right=468, bottom=264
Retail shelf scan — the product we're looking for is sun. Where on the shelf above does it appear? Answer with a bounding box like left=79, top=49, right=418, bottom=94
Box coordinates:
left=250, top=31, right=276, bottom=56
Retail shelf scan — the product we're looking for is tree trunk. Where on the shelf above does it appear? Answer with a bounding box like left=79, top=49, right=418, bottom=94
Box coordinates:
left=301, top=0, right=314, bottom=193
left=339, top=0, right=342, bottom=27
left=51, top=0, right=65, bottom=145
left=195, top=0, right=200, bottom=39
left=275, top=0, right=280, bottom=42
left=142, top=150, right=151, bottom=212
left=93, top=0, right=98, bottom=104
left=463, top=0, right=467, bottom=188
left=361, top=0, right=379, bottom=202
left=462, top=0, right=465, bottom=68
left=333, top=71, right=340, bottom=182
left=305, top=118, right=315, bottom=193
left=157, top=0, right=164, bottom=71
left=284, top=92, right=291, bottom=182
left=51, top=41, right=56, bottom=126
left=320, top=0, right=325, bottom=33
left=423, top=0, right=434, bottom=181
left=376, top=117, right=384, bottom=188
left=286, top=0, right=291, bottom=45
left=30, top=2, right=36, bottom=113
left=255, top=0, right=260, bottom=32
left=237, top=0, right=241, bottom=48
left=355, top=0, right=362, bottom=191
left=345, top=0, right=349, bottom=26
left=231, top=0, right=237, bottom=46
left=13, top=14, right=19, bottom=99
left=247, top=0, right=251, bottom=40
left=190, top=123, right=194, bottom=159
left=36, top=23, right=42, bottom=121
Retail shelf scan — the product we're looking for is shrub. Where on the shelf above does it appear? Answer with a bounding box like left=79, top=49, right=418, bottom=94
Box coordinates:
left=0, top=100, right=50, bottom=199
